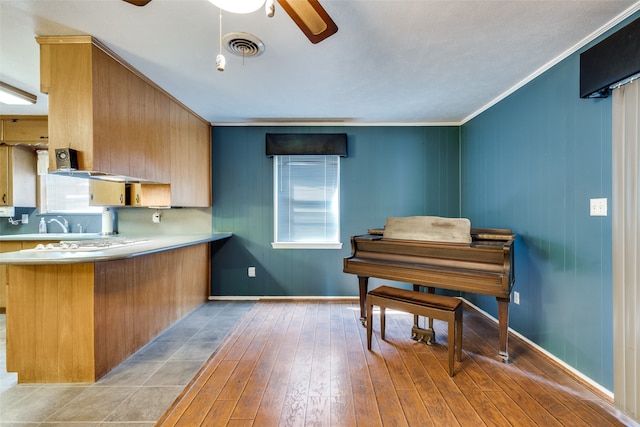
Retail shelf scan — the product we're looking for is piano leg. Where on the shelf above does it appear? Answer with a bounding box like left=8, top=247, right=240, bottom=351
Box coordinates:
left=497, top=297, right=510, bottom=362
left=358, top=276, right=369, bottom=325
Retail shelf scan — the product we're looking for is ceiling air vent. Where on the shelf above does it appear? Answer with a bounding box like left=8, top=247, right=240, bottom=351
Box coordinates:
left=222, top=32, right=265, bottom=58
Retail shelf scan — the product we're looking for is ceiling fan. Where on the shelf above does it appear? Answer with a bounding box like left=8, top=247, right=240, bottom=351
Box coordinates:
left=122, top=0, right=338, bottom=44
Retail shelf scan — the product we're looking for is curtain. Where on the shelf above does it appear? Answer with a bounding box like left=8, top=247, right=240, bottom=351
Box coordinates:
left=612, top=78, right=640, bottom=421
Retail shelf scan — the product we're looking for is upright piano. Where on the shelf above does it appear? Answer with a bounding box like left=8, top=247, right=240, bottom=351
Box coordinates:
left=343, top=224, right=515, bottom=361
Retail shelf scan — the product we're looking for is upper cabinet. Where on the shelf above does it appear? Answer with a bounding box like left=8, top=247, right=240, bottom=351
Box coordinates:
left=36, top=36, right=211, bottom=207
left=1, top=116, right=48, bottom=146
left=0, top=145, right=37, bottom=207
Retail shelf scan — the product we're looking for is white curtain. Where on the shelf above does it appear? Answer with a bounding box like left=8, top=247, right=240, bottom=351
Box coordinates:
left=612, top=78, right=640, bottom=422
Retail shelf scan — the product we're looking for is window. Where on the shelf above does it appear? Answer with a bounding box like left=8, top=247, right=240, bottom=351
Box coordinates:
left=272, top=155, right=342, bottom=249
left=37, top=150, right=102, bottom=214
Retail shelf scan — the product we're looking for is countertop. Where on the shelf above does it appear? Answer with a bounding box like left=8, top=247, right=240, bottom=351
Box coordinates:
left=0, top=232, right=105, bottom=241
left=0, top=233, right=232, bottom=265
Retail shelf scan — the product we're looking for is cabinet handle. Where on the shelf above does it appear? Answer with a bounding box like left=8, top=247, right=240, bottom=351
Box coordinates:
left=120, top=194, right=123, bottom=204
left=136, top=194, right=140, bottom=204
left=2, top=194, right=6, bottom=204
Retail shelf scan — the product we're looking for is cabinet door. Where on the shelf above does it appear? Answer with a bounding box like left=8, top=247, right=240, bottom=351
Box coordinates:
left=0, top=241, right=22, bottom=310
left=130, top=183, right=171, bottom=207
left=90, top=180, right=125, bottom=206
left=0, top=147, right=8, bottom=206
left=2, top=118, right=48, bottom=144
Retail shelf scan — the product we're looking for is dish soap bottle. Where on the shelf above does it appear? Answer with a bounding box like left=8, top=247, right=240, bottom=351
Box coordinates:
left=39, top=218, right=47, bottom=234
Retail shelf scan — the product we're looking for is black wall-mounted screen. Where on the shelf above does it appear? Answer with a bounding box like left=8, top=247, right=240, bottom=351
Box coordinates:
left=580, top=17, right=640, bottom=98
left=266, top=133, right=348, bottom=157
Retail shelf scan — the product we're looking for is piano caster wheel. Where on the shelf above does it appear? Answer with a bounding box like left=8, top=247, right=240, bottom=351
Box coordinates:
left=411, top=333, right=418, bottom=340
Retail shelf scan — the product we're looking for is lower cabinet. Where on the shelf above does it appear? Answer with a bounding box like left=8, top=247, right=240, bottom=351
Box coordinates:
left=6, top=243, right=210, bottom=383
left=0, top=241, right=48, bottom=311
left=0, top=242, right=21, bottom=311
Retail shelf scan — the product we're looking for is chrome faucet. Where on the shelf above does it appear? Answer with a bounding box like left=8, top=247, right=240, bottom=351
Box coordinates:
left=47, top=216, right=69, bottom=233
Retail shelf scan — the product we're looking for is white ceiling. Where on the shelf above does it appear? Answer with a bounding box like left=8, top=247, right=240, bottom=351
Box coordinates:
left=1, top=0, right=639, bottom=125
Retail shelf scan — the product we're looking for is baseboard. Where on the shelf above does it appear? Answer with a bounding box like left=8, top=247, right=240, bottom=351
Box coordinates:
left=208, top=295, right=358, bottom=302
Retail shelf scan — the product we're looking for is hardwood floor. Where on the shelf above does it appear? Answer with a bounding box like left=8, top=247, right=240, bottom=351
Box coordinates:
left=157, top=301, right=636, bottom=426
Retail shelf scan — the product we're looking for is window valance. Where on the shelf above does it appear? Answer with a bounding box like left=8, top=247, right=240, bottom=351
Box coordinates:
left=265, top=133, right=348, bottom=157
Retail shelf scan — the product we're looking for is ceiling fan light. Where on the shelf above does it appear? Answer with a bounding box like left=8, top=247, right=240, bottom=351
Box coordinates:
left=0, top=81, right=37, bottom=105
left=208, top=0, right=265, bottom=14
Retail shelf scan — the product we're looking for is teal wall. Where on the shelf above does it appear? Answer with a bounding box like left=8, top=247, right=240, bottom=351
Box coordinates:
left=460, top=32, right=623, bottom=390
left=210, top=126, right=460, bottom=297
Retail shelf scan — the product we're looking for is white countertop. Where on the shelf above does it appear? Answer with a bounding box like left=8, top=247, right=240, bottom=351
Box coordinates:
left=0, top=233, right=232, bottom=265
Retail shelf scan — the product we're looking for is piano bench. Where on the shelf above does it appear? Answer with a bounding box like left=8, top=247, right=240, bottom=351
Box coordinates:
left=366, top=285, right=463, bottom=377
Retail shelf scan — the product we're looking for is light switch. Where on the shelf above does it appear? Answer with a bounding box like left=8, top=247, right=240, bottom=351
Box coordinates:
left=590, top=198, right=608, bottom=216
left=248, top=266, right=256, bottom=277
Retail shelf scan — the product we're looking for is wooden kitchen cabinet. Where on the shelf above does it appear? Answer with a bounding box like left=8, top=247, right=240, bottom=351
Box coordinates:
left=0, top=240, right=48, bottom=311
left=0, top=145, right=37, bottom=207
left=6, top=243, right=210, bottom=382
left=89, top=180, right=125, bottom=206
left=1, top=116, right=48, bottom=145
left=0, top=242, right=21, bottom=312
left=169, top=101, right=211, bottom=207
left=36, top=36, right=211, bottom=207
left=130, top=183, right=171, bottom=207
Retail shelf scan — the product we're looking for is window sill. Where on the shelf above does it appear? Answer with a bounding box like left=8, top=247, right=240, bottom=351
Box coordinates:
left=271, top=242, right=343, bottom=250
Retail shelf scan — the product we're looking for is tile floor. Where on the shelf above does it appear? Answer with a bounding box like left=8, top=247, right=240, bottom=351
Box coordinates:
left=0, top=301, right=254, bottom=426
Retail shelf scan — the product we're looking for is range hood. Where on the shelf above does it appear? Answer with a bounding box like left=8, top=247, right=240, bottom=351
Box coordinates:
left=49, top=169, right=163, bottom=184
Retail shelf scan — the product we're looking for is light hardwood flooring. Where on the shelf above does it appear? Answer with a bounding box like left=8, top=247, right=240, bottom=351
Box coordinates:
left=158, top=300, right=638, bottom=427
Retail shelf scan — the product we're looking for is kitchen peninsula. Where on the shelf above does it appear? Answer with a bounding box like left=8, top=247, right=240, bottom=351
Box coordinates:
left=0, top=233, right=230, bottom=383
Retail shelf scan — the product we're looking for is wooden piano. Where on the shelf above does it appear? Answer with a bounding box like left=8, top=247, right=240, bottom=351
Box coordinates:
left=343, top=220, right=515, bottom=362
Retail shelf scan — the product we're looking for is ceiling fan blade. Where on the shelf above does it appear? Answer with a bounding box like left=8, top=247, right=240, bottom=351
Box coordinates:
left=277, top=0, right=337, bottom=44
left=122, top=0, right=152, bottom=6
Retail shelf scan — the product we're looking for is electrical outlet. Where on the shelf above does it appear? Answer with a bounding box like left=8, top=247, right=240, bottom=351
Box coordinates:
left=22, top=214, right=29, bottom=224
left=248, top=266, right=256, bottom=277
left=590, top=198, right=608, bottom=216
left=513, top=291, right=520, bottom=305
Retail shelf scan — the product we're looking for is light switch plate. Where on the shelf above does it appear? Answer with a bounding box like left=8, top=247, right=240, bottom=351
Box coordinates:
left=590, top=198, right=608, bottom=216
